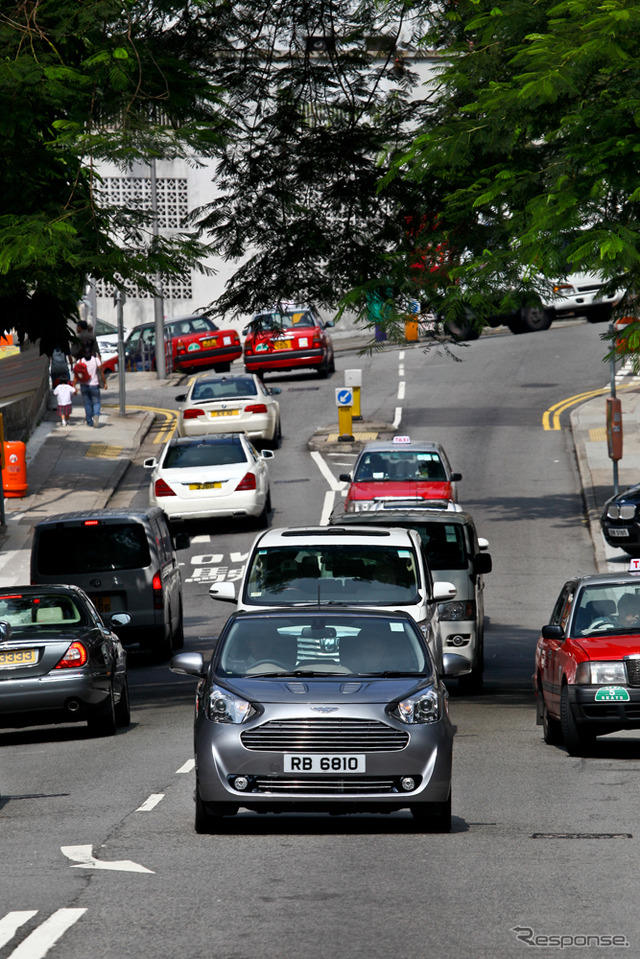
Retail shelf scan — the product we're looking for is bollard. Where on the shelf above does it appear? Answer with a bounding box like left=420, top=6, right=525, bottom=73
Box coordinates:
left=345, top=370, right=362, bottom=421
left=405, top=319, right=419, bottom=342
left=336, top=388, right=354, bottom=442
left=2, top=441, right=28, bottom=498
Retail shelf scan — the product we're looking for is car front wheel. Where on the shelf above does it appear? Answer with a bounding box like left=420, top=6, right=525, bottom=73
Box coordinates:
left=560, top=684, right=593, bottom=756
left=411, top=791, right=451, bottom=832
left=195, top=781, right=238, bottom=834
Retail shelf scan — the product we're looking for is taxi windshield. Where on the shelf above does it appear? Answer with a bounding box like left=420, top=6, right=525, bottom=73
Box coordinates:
left=217, top=615, right=430, bottom=677
left=244, top=545, right=421, bottom=606
left=354, top=451, right=446, bottom=483
left=573, top=584, right=640, bottom=636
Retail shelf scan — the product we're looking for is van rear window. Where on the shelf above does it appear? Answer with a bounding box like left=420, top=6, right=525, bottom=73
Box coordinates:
left=37, top=524, right=151, bottom=574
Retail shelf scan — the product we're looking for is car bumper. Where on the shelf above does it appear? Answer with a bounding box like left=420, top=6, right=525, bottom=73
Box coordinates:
left=175, top=346, right=242, bottom=370
left=152, top=489, right=266, bottom=521
left=600, top=521, right=640, bottom=550
left=244, top=348, right=325, bottom=372
left=0, top=670, right=112, bottom=726
left=569, top=684, right=640, bottom=728
left=178, top=415, right=273, bottom=441
left=195, top=709, right=453, bottom=811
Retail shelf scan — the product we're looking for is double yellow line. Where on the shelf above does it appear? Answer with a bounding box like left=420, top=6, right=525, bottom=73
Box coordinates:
left=542, top=382, right=637, bottom=431
left=123, top=404, right=178, bottom=445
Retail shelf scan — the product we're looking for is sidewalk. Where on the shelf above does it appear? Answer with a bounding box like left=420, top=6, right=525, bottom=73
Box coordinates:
left=1, top=341, right=639, bottom=588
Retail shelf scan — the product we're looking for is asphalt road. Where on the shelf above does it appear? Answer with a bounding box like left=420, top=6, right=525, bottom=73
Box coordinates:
left=2, top=320, right=637, bottom=959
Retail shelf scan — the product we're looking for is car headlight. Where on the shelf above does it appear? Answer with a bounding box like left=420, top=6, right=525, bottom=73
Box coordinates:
left=393, top=687, right=441, bottom=724
left=575, top=662, right=627, bottom=685
left=206, top=685, right=255, bottom=723
left=439, top=600, right=475, bottom=622
left=347, top=500, right=374, bottom=513
left=606, top=503, right=636, bottom=520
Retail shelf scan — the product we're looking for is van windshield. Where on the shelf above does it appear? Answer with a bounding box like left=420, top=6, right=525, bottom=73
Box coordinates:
left=244, top=545, right=420, bottom=606
left=37, top=524, right=151, bottom=574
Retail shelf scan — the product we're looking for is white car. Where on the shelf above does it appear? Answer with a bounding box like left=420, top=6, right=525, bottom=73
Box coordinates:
left=547, top=272, right=624, bottom=324
left=144, top=434, right=274, bottom=526
left=208, top=525, right=458, bottom=671
left=175, top=373, right=281, bottom=446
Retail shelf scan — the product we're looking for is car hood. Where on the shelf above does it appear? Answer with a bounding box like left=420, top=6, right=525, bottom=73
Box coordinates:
left=220, top=676, right=429, bottom=704
left=574, top=634, right=640, bottom=659
left=604, top=484, right=640, bottom=507
left=349, top=481, right=453, bottom=500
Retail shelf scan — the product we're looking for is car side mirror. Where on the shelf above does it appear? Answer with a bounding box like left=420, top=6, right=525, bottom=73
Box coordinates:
left=175, top=393, right=187, bottom=402
left=339, top=473, right=352, bottom=482
left=477, top=537, right=490, bottom=551
left=174, top=532, right=190, bottom=550
left=110, top=612, right=132, bottom=628
left=541, top=624, right=564, bottom=641
left=268, top=387, right=282, bottom=395
left=143, top=457, right=157, bottom=469
left=209, top=582, right=237, bottom=603
left=442, top=652, right=470, bottom=678
left=473, top=553, right=492, bottom=575
left=432, top=581, right=457, bottom=602
left=242, top=325, right=250, bottom=335
left=261, top=449, right=275, bottom=459
left=450, top=472, right=462, bottom=482
left=324, top=320, right=334, bottom=328
left=0, top=620, right=12, bottom=643
left=170, top=651, right=207, bottom=678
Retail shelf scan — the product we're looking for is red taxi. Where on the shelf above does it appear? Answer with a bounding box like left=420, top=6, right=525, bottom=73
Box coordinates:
left=243, top=305, right=335, bottom=378
left=339, top=438, right=462, bottom=513
left=535, top=568, right=640, bottom=755
left=102, top=315, right=242, bottom=376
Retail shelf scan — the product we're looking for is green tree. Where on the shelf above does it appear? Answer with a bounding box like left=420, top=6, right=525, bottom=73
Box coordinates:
left=0, top=0, right=225, bottom=352
left=193, top=0, right=432, bottom=325
left=375, top=0, right=640, bottom=341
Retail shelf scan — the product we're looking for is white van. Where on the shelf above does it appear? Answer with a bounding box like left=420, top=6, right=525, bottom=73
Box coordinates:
left=209, top=525, right=457, bottom=670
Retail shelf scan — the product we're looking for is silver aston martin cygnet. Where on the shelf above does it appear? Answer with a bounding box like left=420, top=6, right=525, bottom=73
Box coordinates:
left=171, top=608, right=468, bottom=833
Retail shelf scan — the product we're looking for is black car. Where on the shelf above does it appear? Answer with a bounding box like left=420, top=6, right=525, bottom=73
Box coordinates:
left=600, top=484, right=640, bottom=555
left=0, top=585, right=130, bottom=735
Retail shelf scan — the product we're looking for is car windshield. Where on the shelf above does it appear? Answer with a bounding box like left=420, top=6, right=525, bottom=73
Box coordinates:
left=354, top=451, right=446, bottom=482
left=217, top=615, right=430, bottom=677
left=573, top=584, right=640, bottom=636
left=163, top=439, right=247, bottom=469
left=0, top=592, right=87, bottom=628
left=191, top=377, right=258, bottom=402
left=417, top=522, right=468, bottom=570
left=244, top=545, right=421, bottom=605
left=252, top=310, right=315, bottom=331
left=36, top=523, right=151, bottom=574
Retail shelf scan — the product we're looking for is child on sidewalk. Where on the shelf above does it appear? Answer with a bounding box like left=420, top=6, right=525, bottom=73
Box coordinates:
left=53, top=378, right=77, bottom=427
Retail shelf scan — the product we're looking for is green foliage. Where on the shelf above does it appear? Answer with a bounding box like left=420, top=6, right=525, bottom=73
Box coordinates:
left=0, top=0, right=226, bottom=349
left=373, top=0, right=640, bottom=340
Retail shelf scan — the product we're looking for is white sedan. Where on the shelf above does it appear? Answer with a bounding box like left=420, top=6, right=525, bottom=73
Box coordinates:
left=175, top=373, right=281, bottom=446
left=144, top=434, right=274, bottom=526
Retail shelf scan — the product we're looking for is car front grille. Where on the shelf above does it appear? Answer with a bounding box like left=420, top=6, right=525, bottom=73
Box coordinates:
left=240, top=718, right=409, bottom=752
left=626, top=659, right=640, bottom=687
left=252, top=776, right=398, bottom=794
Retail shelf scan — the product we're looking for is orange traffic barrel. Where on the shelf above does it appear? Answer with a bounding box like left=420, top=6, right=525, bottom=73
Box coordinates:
left=2, top=441, right=28, bottom=498
left=615, top=316, right=637, bottom=353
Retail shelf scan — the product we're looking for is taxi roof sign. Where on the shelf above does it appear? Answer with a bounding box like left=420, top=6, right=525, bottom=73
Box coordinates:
left=629, top=558, right=640, bottom=575
left=392, top=435, right=411, bottom=444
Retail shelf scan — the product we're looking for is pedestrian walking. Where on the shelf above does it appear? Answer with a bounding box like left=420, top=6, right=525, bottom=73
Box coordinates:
left=52, top=378, right=76, bottom=427
left=73, top=345, right=107, bottom=427
left=71, top=319, right=101, bottom=360
left=49, top=342, right=72, bottom=386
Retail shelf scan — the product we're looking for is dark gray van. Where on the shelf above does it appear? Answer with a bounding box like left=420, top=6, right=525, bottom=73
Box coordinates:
left=30, top=508, right=188, bottom=658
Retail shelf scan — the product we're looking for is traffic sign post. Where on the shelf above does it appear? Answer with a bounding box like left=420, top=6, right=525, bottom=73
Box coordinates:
left=336, top=388, right=354, bottom=442
left=344, top=369, right=362, bottom=421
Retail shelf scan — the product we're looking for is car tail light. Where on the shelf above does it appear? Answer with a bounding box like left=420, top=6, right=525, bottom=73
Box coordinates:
left=175, top=337, right=186, bottom=355
left=312, top=334, right=321, bottom=347
left=183, top=409, right=205, bottom=419
left=245, top=404, right=268, bottom=414
left=155, top=478, right=176, bottom=497
left=54, top=642, right=88, bottom=669
left=235, top=472, right=257, bottom=491
left=152, top=571, right=163, bottom=609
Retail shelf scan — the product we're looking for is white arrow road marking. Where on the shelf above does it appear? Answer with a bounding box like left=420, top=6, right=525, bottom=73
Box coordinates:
left=0, top=913, right=38, bottom=949
left=136, top=793, right=164, bottom=812
left=230, top=551, right=249, bottom=563
left=61, top=845, right=154, bottom=874
left=176, top=758, right=195, bottom=774
left=6, top=909, right=86, bottom=959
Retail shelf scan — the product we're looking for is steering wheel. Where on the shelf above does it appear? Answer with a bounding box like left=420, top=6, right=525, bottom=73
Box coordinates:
left=587, top=616, right=617, bottom=631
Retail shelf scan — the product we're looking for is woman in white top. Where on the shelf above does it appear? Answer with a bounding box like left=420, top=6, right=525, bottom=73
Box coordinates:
left=73, top=345, right=107, bottom=427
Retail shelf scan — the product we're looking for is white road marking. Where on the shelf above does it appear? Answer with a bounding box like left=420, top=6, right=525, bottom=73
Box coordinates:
left=189, top=535, right=211, bottom=544
left=393, top=407, right=402, bottom=429
left=397, top=381, right=405, bottom=400
left=61, top=845, right=154, bottom=874
left=310, top=450, right=345, bottom=492
left=136, top=793, right=164, bottom=812
left=230, top=552, right=249, bottom=563
left=7, top=909, right=86, bottom=959
left=176, top=759, right=195, bottom=774
left=0, top=913, right=38, bottom=950
left=320, top=491, right=335, bottom=526
left=399, top=351, right=405, bottom=360
left=191, top=553, right=224, bottom=565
